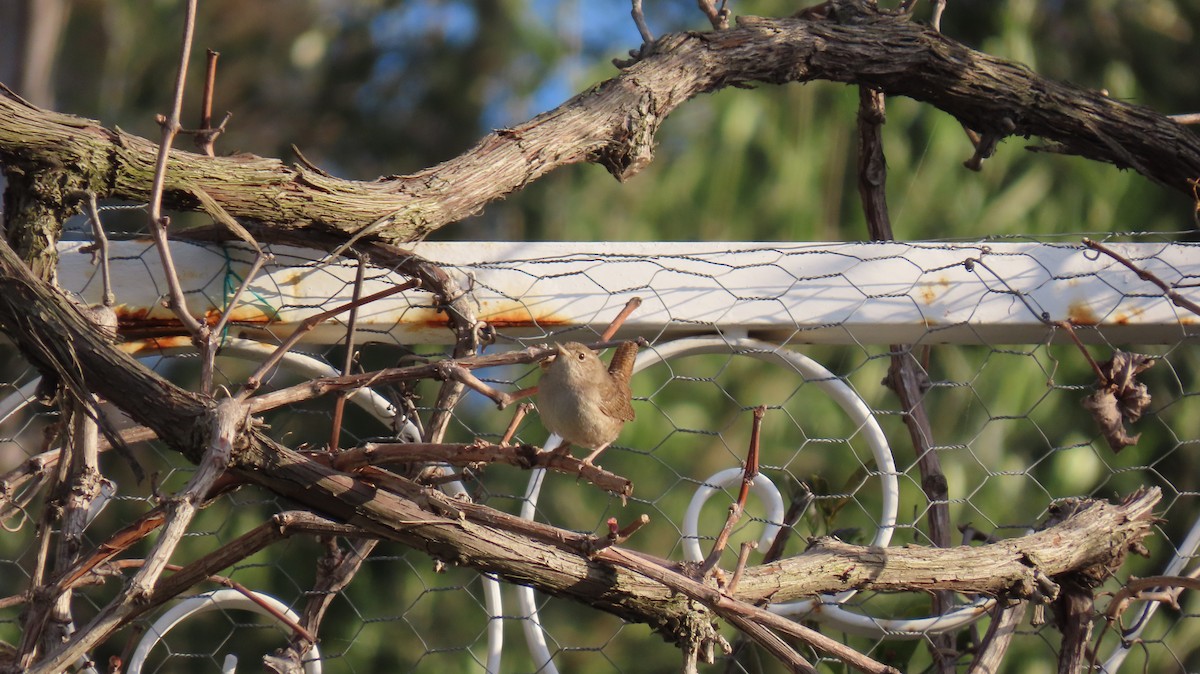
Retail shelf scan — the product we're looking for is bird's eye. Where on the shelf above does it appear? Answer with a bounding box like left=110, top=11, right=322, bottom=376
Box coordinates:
left=576, top=352, right=586, bottom=360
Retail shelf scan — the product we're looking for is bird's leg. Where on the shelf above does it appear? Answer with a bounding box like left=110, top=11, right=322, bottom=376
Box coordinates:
left=548, top=439, right=572, bottom=455
left=581, top=442, right=612, bottom=466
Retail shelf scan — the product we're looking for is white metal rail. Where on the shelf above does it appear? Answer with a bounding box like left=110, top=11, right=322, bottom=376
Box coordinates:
left=54, top=240, right=1200, bottom=347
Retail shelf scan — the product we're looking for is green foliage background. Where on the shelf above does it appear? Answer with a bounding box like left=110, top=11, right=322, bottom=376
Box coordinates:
left=1, top=1, right=1199, bottom=672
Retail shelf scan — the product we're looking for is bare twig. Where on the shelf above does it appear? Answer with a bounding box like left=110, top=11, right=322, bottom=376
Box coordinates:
left=500, top=402, right=534, bottom=445
left=701, top=406, right=763, bottom=578
left=722, top=611, right=815, bottom=674
left=80, top=192, right=114, bottom=307
left=436, top=362, right=520, bottom=409
left=239, top=278, right=421, bottom=398
left=209, top=251, right=268, bottom=340
left=898, top=0, right=946, bottom=29
left=8, top=512, right=369, bottom=674
left=128, top=398, right=244, bottom=599
left=1104, top=574, right=1200, bottom=622
left=331, top=441, right=633, bottom=496
left=150, top=511, right=374, bottom=605
left=248, top=338, right=641, bottom=415
left=1082, top=238, right=1200, bottom=318
left=329, top=255, right=367, bottom=450
left=111, top=559, right=319, bottom=644
left=25, top=396, right=244, bottom=674
left=14, top=425, right=71, bottom=667
left=630, top=0, right=654, bottom=44
left=964, top=117, right=1015, bottom=170
left=280, top=537, right=379, bottom=665
left=587, top=514, right=651, bottom=554
left=146, top=0, right=206, bottom=341
left=194, top=49, right=225, bottom=156
left=930, top=0, right=946, bottom=31
left=1051, top=320, right=1107, bottom=382
left=696, top=0, right=731, bottom=30
left=601, top=296, right=643, bottom=341
left=726, top=541, right=757, bottom=595
left=43, top=400, right=106, bottom=655
left=201, top=249, right=269, bottom=395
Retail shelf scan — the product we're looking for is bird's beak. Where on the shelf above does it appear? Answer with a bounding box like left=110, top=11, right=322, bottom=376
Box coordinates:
left=540, top=343, right=568, bottom=369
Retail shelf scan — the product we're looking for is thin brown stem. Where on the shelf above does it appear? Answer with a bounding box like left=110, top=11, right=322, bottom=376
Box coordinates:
left=239, top=278, right=421, bottom=398
left=100, top=559, right=318, bottom=644
left=195, top=49, right=221, bottom=156
left=26, top=397, right=244, bottom=674
left=600, top=296, right=643, bottom=341
left=701, top=406, right=763, bottom=578
left=696, top=0, right=731, bottom=30
left=81, top=192, right=114, bottom=306
left=248, top=339, right=638, bottom=415
left=726, top=541, right=757, bottom=595
left=1082, top=237, right=1200, bottom=318
left=500, top=402, right=534, bottom=445
left=630, top=0, right=654, bottom=43
left=1052, top=320, right=1107, bottom=382
left=146, top=0, right=205, bottom=341
left=14, top=425, right=69, bottom=668
left=587, top=514, right=651, bottom=554
left=330, top=255, right=367, bottom=450
left=967, top=600, right=1026, bottom=674
left=128, top=398, right=244, bottom=600
left=437, top=362, right=519, bottom=409
left=331, top=441, right=633, bottom=496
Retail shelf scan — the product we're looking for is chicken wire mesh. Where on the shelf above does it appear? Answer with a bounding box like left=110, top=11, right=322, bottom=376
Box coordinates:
left=1, top=234, right=1198, bottom=673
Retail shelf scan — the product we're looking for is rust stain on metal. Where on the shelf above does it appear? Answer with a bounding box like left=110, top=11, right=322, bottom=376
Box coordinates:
left=115, top=302, right=278, bottom=342
left=917, top=276, right=951, bottom=305
left=1067, top=300, right=1098, bottom=325
left=202, top=304, right=275, bottom=326
left=280, top=271, right=306, bottom=287
left=1112, top=305, right=1146, bottom=325
left=114, top=305, right=189, bottom=339
left=118, top=336, right=195, bottom=355
left=478, top=301, right=569, bottom=328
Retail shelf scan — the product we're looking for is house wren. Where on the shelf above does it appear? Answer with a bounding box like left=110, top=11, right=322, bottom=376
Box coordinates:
left=537, top=341, right=637, bottom=465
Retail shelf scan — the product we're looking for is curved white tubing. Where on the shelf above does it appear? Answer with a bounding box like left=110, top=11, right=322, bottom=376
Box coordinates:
left=680, top=468, right=785, bottom=563
left=516, top=464, right=559, bottom=674
left=126, top=589, right=321, bottom=674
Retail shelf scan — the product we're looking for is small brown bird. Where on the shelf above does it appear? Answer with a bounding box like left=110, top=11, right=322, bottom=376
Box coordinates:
left=537, top=341, right=637, bottom=466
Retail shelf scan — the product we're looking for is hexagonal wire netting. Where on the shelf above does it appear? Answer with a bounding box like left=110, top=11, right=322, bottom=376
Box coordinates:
left=1, top=233, right=1198, bottom=673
